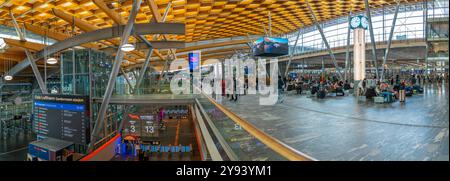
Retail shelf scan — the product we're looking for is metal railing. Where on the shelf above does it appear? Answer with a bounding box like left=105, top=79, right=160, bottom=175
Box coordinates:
left=195, top=91, right=316, bottom=161
left=92, top=130, right=118, bottom=151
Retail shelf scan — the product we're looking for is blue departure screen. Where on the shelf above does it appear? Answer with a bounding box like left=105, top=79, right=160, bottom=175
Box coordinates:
left=188, top=52, right=200, bottom=71
left=33, top=95, right=89, bottom=145
left=34, top=101, right=85, bottom=112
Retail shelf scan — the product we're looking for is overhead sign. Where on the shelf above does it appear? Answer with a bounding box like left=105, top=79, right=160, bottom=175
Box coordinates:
left=123, top=113, right=159, bottom=139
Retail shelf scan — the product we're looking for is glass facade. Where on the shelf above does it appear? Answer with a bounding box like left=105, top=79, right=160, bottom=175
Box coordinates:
left=284, top=1, right=449, bottom=56
left=59, top=49, right=128, bottom=143
left=0, top=25, right=57, bottom=45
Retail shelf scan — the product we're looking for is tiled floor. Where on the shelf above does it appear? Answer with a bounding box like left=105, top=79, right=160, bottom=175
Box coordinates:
left=220, top=83, right=449, bottom=161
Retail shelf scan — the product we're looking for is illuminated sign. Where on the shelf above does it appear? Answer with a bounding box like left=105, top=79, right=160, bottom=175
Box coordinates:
left=33, top=95, right=90, bottom=145
left=128, top=114, right=140, bottom=120
left=253, top=37, right=289, bottom=57
left=188, top=51, right=201, bottom=71
left=123, top=113, right=159, bottom=139
left=28, top=144, right=50, bottom=160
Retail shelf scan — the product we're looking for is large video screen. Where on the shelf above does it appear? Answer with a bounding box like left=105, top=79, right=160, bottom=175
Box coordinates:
left=33, top=95, right=90, bottom=145
left=253, top=37, right=289, bottom=57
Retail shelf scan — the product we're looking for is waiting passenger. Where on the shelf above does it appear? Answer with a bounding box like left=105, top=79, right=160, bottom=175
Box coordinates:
left=278, top=76, right=285, bottom=103
left=357, top=78, right=366, bottom=96
left=344, top=80, right=351, bottom=90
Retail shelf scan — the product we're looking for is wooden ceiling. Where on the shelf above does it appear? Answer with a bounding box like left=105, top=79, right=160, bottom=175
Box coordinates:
left=0, top=0, right=423, bottom=73
left=0, top=0, right=422, bottom=42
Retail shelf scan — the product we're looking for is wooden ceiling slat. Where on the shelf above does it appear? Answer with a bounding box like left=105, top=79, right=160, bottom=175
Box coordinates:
left=1, top=0, right=412, bottom=42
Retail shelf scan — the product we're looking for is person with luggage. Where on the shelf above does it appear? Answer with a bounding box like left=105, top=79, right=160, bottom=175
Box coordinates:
left=411, top=75, right=417, bottom=85
left=138, top=149, right=144, bottom=161
left=230, top=77, right=238, bottom=102
left=343, top=80, right=351, bottom=90
left=399, top=80, right=406, bottom=102
left=143, top=150, right=149, bottom=161
left=317, top=81, right=327, bottom=99
left=278, top=76, right=285, bottom=103
left=395, top=75, right=400, bottom=85
left=295, top=77, right=302, bottom=95
left=357, top=78, right=367, bottom=96
left=221, top=79, right=226, bottom=97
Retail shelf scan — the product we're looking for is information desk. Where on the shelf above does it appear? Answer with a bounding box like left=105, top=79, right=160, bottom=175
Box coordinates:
left=33, top=95, right=90, bottom=145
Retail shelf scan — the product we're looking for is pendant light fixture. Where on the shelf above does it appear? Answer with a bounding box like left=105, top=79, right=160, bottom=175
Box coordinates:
left=121, top=43, right=135, bottom=52
left=4, top=75, right=12, bottom=81
left=119, top=1, right=135, bottom=52
left=46, top=57, right=58, bottom=64
left=3, top=58, right=13, bottom=81
left=46, top=19, right=59, bottom=65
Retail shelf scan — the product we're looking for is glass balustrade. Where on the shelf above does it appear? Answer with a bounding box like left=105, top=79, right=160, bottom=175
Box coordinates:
left=195, top=92, right=311, bottom=161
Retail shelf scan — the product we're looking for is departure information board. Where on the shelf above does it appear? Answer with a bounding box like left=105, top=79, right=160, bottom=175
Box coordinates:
left=33, top=95, right=90, bottom=145
left=123, top=114, right=159, bottom=139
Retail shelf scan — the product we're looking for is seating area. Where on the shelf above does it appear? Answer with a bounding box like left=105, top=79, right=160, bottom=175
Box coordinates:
left=283, top=74, right=432, bottom=105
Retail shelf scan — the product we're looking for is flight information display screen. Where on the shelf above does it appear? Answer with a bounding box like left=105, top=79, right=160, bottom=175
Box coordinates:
left=33, top=95, right=90, bottom=145
left=123, top=113, right=159, bottom=139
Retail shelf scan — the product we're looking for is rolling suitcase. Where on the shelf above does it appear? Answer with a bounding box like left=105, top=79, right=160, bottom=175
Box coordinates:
left=385, top=94, right=394, bottom=103
left=374, top=96, right=384, bottom=104
left=336, top=88, right=345, bottom=96
left=358, top=96, right=366, bottom=102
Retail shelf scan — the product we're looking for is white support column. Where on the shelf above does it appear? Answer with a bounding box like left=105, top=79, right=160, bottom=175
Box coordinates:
left=354, top=29, right=366, bottom=82
left=268, top=11, right=272, bottom=37
left=381, top=3, right=400, bottom=81
left=364, top=0, right=380, bottom=80
left=344, top=12, right=352, bottom=82
left=89, top=0, right=141, bottom=151
left=305, top=0, right=343, bottom=80
left=25, top=50, right=48, bottom=94
left=285, top=28, right=302, bottom=77
left=10, top=11, right=26, bottom=41
left=120, top=68, right=134, bottom=94
left=135, top=48, right=153, bottom=91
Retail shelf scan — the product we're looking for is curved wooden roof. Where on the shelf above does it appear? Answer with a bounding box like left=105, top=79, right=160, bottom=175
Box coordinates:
left=0, top=0, right=421, bottom=42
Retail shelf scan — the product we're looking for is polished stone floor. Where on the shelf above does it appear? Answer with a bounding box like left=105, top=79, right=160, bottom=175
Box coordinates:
left=220, top=84, right=449, bottom=161
left=0, top=132, right=35, bottom=161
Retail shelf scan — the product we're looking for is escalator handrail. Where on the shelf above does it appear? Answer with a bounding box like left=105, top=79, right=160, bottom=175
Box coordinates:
left=200, top=93, right=317, bottom=161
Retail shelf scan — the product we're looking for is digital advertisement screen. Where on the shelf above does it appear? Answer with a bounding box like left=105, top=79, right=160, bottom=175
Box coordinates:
left=253, top=37, right=289, bottom=57
left=33, top=95, right=90, bottom=145
left=188, top=51, right=200, bottom=71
